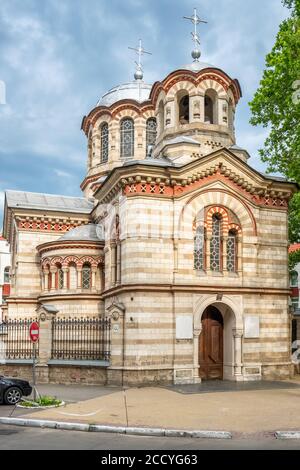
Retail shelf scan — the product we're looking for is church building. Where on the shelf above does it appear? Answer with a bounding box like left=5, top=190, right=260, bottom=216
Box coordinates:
left=1, top=11, right=297, bottom=385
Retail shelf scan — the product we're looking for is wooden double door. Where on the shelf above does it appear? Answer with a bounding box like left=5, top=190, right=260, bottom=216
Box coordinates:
left=199, top=306, right=224, bottom=380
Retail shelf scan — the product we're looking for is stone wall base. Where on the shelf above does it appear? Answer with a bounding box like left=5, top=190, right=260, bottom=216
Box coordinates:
left=0, top=363, right=296, bottom=386
left=261, top=363, right=294, bottom=380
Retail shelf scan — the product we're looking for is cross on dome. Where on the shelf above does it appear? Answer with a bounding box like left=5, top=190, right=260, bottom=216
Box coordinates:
left=128, top=39, right=152, bottom=81
left=183, top=7, right=207, bottom=62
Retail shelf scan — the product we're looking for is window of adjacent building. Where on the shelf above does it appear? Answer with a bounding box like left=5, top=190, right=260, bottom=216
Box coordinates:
left=120, top=118, right=134, bottom=158
left=4, top=267, right=10, bottom=283
left=82, top=264, right=91, bottom=289
left=146, top=118, right=157, bottom=156
left=210, top=215, right=221, bottom=271
left=100, top=122, right=109, bottom=163
left=194, top=226, right=205, bottom=270
left=227, top=230, right=237, bottom=273
left=290, top=271, right=298, bottom=287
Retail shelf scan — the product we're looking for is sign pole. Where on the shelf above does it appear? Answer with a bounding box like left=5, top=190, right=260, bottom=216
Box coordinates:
left=29, top=321, right=39, bottom=402
left=32, top=341, right=36, bottom=402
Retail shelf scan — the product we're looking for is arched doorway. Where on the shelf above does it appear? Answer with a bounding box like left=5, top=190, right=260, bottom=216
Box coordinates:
left=199, top=306, right=223, bottom=380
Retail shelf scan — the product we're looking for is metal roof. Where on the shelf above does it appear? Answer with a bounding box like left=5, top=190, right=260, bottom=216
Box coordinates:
left=180, top=61, right=214, bottom=72
left=97, top=80, right=152, bottom=107
left=5, top=190, right=93, bottom=214
left=58, top=223, right=103, bottom=242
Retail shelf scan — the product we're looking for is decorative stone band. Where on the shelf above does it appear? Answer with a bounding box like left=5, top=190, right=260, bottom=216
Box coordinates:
left=41, top=255, right=104, bottom=270
left=17, top=218, right=88, bottom=233
left=119, top=166, right=291, bottom=209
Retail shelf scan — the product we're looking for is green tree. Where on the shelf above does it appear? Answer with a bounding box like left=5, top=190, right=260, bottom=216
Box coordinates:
left=249, top=0, right=300, bottom=253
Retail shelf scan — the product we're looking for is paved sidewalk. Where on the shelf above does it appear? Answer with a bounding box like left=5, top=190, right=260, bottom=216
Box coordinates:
left=14, top=379, right=300, bottom=434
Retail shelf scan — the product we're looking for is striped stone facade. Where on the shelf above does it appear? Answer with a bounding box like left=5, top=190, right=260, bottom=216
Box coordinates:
left=1, top=62, right=297, bottom=385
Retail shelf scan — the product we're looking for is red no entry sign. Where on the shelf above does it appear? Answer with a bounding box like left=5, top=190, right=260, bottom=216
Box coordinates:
left=29, top=321, right=39, bottom=342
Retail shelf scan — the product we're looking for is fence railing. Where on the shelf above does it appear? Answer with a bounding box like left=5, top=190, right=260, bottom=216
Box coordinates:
left=0, top=318, right=39, bottom=360
left=51, top=317, right=111, bottom=361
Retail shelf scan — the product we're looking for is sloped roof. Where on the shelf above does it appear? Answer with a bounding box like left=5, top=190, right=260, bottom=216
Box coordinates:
left=289, top=243, right=300, bottom=253
left=5, top=190, right=93, bottom=214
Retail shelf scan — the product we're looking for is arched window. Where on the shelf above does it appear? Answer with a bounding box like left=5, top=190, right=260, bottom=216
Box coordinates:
left=82, top=264, right=91, bottom=289
left=290, top=271, right=298, bottom=287
left=179, top=94, right=189, bottom=124
left=120, top=118, right=134, bottom=158
left=100, top=123, right=109, bottom=163
left=55, top=264, right=64, bottom=289
left=205, top=89, right=218, bottom=124
left=227, top=230, right=237, bottom=272
left=4, top=267, right=10, bottom=283
left=146, top=118, right=157, bottom=156
left=194, top=226, right=205, bottom=270
left=210, top=215, right=221, bottom=271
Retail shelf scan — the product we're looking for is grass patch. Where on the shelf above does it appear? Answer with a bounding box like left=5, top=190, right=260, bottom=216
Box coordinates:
left=21, top=395, right=62, bottom=407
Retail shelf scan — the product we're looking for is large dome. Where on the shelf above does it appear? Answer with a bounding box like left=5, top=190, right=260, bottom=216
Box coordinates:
left=97, top=81, right=152, bottom=107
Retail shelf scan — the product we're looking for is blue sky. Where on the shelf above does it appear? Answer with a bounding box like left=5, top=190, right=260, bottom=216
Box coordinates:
left=0, top=0, right=289, bottom=225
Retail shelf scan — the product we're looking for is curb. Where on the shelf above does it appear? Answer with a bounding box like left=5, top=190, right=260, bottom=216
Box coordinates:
left=275, top=431, right=300, bottom=439
left=0, top=417, right=231, bottom=439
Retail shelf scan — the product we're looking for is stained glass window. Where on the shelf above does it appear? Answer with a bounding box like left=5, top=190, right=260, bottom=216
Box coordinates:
left=146, top=118, right=157, bottom=156
left=82, top=264, right=91, bottom=289
left=194, top=226, right=204, bottom=270
left=227, top=231, right=237, bottom=272
left=100, top=123, right=109, bottom=163
left=120, top=118, right=134, bottom=158
left=210, top=215, right=221, bottom=271
left=58, top=268, right=64, bottom=289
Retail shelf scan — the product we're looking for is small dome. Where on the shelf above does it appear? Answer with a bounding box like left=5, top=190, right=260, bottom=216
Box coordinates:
left=98, top=81, right=152, bottom=107
left=180, top=61, right=214, bottom=72
left=59, top=223, right=104, bottom=242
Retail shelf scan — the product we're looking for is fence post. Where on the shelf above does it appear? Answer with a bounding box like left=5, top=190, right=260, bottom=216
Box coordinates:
left=36, top=304, right=59, bottom=383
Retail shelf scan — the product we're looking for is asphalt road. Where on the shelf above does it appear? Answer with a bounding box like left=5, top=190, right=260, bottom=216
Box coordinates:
left=1, top=425, right=300, bottom=450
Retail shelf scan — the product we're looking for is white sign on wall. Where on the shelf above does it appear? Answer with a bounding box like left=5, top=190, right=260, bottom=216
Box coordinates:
left=244, top=316, right=260, bottom=338
left=176, top=316, right=193, bottom=339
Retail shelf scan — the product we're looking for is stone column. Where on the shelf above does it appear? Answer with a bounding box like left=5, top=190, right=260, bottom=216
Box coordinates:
left=193, top=327, right=202, bottom=383
left=237, top=237, right=243, bottom=274
left=206, top=235, right=211, bottom=274
left=233, top=328, right=243, bottom=380
left=50, top=268, right=56, bottom=291
left=36, top=306, right=59, bottom=384
left=116, top=243, right=121, bottom=285
left=44, top=271, right=49, bottom=291
left=111, top=243, right=116, bottom=286
left=62, top=267, right=68, bottom=291
left=222, top=236, right=228, bottom=275
left=77, top=267, right=82, bottom=290
left=91, top=267, right=97, bottom=290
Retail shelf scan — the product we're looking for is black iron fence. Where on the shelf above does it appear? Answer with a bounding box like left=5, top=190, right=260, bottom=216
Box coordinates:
left=51, top=317, right=111, bottom=361
left=0, top=318, right=38, bottom=360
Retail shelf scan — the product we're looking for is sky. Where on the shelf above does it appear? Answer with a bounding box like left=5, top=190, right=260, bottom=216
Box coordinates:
left=0, top=0, right=289, bottom=226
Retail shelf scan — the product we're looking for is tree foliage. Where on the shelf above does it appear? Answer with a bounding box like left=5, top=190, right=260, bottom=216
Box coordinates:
left=249, top=1, right=300, bottom=268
